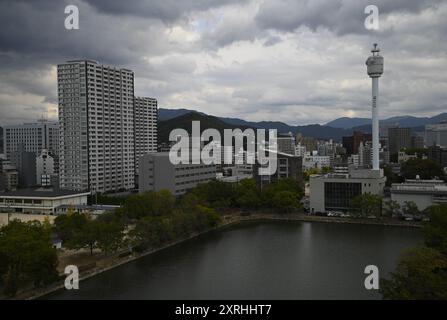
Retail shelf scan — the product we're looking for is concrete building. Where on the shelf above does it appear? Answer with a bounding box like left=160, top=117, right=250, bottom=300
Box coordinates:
left=0, top=155, right=18, bottom=192
left=342, top=131, right=372, bottom=156
left=134, top=97, right=158, bottom=178
left=3, top=120, right=59, bottom=186
left=388, top=127, right=412, bottom=155
left=358, top=141, right=372, bottom=168
left=297, top=136, right=317, bottom=153
left=425, top=123, right=447, bottom=148
left=58, top=60, right=135, bottom=193
left=0, top=127, right=3, bottom=154
left=295, top=144, right=306, bottom=157
left=303, top=155, right=331, bottom=169
left=139, top=153, right=216, bottom=196
left=398, top=151, right=419, bottom=164
left=428, top=145, right=447, bottom=169
left=36, top=149, right=55, bottom=187
left=309, top=167, right=386, bottom=213
left=254, top=153, right=303, bottom=189
left=411, top=135, right=425, bottom=149
left=0, top=188, right=90, bottom=215
left=2, top=120, right=59, bottom=162
left=277, top=133, right=295, bottom=155
left=391, top=179, right=447, bottom=211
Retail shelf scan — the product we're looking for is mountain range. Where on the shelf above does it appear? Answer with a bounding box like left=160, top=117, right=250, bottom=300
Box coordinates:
left=158, top=108, right=447, bottom=143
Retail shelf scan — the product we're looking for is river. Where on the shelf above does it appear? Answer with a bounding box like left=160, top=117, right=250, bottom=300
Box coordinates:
left=45, top=221, right=423, bottom=300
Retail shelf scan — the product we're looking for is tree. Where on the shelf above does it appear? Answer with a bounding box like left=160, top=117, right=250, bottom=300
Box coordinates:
left=381, top=246, right=447, bottom=300
left=402, top=201, right=420, bottom=216
left=95, top=220, right=124, bottom=256
left=261, top=178, right=303, bottom=208
left=0, top=221, right=58, bottom=296
left=383, top=165, right=403, bottom=187
left=383, top=199, right=401, bottom=217
left=381, top=204, right=447, bottom=299
left=401, top=158, right=444, bottom=180
left=190, top=180, right=236, bottom=208
left=350, top=193, right=382, bottom=217
left=54, top=213, right=97, bottom=255
left=235, top=179, right=261, bottom=209
left=131, top=216, right=173, bottom=248
left=271, top=191, right=301, bottom=214
left=423, top=205, right=447, bottom=255
left=304, top=168, right=319, bottom=182
left=123, top=190, right=175, bottom=219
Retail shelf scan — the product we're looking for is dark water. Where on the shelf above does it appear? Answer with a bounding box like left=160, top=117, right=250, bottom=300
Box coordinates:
left=46, top=221, right=423, bottom=300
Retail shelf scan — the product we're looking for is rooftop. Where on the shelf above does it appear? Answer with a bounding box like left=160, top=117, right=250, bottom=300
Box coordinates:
left=0, top=188, right=90, bottom=198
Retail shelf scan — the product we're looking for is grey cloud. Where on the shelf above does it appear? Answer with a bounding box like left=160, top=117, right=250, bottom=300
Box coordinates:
left=255, top=0, right=443, bottom=35
left=82, top=0, right=249, bottom=21
left=0, top=0, right=447, bottom=126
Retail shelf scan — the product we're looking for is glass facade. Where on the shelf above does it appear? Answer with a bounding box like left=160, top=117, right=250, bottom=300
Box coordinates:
left=324, top=182, right=361, bottom=211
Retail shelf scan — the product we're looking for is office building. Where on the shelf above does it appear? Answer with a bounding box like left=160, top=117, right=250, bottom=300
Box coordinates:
left=428, top=145, right=447, bottom=168
left=134, top=96, right=158, bottom=177
left=411, top=135, right=425, bottom=149
left=303, top=155, right=331, bottom=169
left=58, top=60, right=135, bottom=193
left=388, top=127, right=411, bottom=155
left=342, top=131, right=372, bottom=156
left=3, top=120, right=59, bottom=185
left=254, top=153, right=303, bottom=189
left=139, top=153, right=216, bottom=196
left=391, top=179, right=447, bottom=211
left=295, top=144, right=306, bottom=157
left=425, top=123, right=447, bottom=148
left=0, top=155, right=18, bottom=192
left=277, top=133, right=295, bottom=155
left=309, top=167, right=386, bottom=213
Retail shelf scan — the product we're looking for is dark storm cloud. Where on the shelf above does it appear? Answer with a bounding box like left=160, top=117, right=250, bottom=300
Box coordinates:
left=0, top=0, right=446, bottom=126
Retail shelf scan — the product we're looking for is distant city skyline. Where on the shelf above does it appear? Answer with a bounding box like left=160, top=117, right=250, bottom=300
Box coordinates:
left=1, top=0, right=446, bottom=126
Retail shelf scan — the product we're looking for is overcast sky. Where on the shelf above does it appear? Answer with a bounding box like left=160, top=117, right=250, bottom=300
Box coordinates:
left=0, top=0, right=446, bottom=126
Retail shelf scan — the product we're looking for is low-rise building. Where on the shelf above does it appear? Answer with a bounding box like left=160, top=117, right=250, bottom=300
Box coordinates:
left=391, top=179, right=447, bottom=211
left=309, top=167, right=386, bottom=213
left=55, top=204, right=121, bottom=216
left=0, top=188, right=90, bottom=215
left=139, top=153, right=216, bottom=196
left=303, top=155, right=331, bottom=169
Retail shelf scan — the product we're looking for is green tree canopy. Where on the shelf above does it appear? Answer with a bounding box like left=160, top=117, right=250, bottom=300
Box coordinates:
left=350, top=193, right=382, bottom=217
left=401, top=158, right=445, bottom=180
left=381, top=204, right=447, bottom=299
left=381, top=246, right=447, bottom=300
left=0, top=221, right=58, bottom=296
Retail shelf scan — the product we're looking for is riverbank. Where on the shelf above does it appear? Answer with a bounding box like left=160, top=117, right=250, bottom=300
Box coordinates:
left=14, top=212, right=421, bottom=300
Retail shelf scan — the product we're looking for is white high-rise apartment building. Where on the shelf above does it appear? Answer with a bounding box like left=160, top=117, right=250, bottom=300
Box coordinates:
left=58, top=60, right=135, bottom=193
left=134, top=97, right=157, bottom=176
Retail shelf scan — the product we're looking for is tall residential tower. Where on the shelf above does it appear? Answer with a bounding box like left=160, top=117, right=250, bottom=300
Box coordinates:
left=134, top=97, right=158, bottom=178
left=58, top=60, right=135, bottom=193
